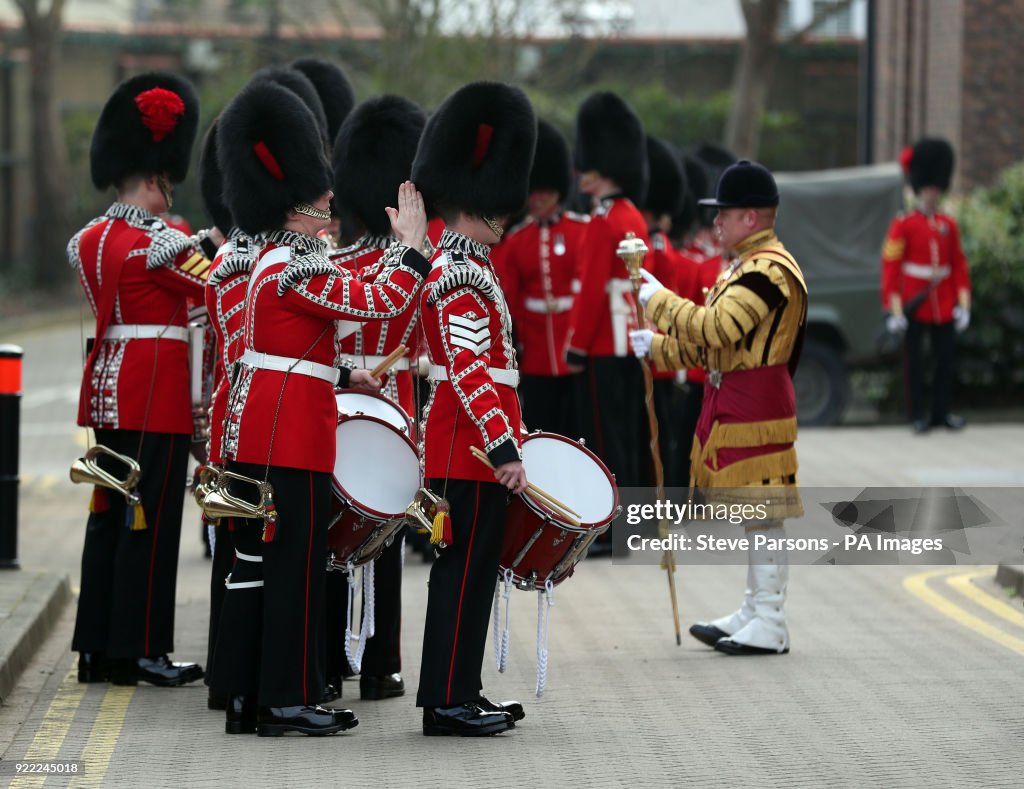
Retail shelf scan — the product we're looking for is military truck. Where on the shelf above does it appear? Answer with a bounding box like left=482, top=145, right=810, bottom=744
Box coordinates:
left=774, top=163, right=904, bottom=425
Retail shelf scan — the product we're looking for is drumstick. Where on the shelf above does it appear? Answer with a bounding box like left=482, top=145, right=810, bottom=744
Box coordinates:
left=469, top=446, right=582, bottom=526
left=369, top=345, right=408, bottom=379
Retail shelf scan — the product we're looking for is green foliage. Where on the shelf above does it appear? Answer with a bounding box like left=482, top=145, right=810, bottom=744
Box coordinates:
left=954, top=161, right=1024, bottom=401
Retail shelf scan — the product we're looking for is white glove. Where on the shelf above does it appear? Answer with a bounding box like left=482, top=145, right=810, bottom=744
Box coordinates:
left=629, top=329, right=654, bottom=358
left=637, top=268, right=665, bottom=308
left=953, top=306, right=970, bottom=333
left=886, top=313, right=908, bottom=334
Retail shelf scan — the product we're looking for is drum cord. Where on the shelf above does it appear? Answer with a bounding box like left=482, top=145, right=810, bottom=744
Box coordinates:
left=535, top=579, right=554, bottom=698
left=493, top=568, right=514, bottom=673
left=344, top=559, right=375, bottom=674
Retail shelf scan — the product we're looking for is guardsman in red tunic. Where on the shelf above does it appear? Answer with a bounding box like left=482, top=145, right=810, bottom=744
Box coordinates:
left=491, top=119, right=588, bottom=437
left=565, top=92, right=650, bottom=553
left=323, top=94, right=428, bottom=702
left=641, top=135, right=689, bottom=487
left=70, top=73, right=215, bottom=687
left=881, top=138, right=971, bottom=433
left=411, top=81, right=536, bottom=737
left=206, top=79, right=431, bottom=736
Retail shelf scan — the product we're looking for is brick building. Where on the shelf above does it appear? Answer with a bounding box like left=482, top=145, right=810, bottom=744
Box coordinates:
left=873, top=0, right=1024, bottom=190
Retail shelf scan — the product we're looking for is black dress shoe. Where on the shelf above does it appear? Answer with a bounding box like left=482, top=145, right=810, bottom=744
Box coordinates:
left=225, top=696, right=257, bottom=734
left=208, top=689, right=228, bottom=711
left=422, top=703, right=514, bottom=737
left=689, top=623, right=729, bottom=647
left=109, top=655, right=204, bottom=687
left=477, top=696, right=525, bottom=722
left=321, top=683, right=341, bottom=703
left=714, top=638, right=789, bottom=656
left=912, top=418, right=931, bottom=434
left=932, top=413, right=966, bottom=430
left=360, top=673, right=405, bottom=700
left=77, top=652, right=109, bottom=683
left=256, top=705, right=358, bottom=737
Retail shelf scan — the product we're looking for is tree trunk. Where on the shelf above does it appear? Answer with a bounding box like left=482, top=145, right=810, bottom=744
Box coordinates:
left=724, top=0, right=784, bottom=159
left=22, top=5, right=71, bottom=290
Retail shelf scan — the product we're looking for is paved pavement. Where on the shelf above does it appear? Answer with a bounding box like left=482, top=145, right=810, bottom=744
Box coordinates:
left=1, top=319, right=1023, bottom=788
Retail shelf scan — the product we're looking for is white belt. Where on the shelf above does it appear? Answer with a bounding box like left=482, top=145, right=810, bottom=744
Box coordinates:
left=235, top=550, right=263, bottom=563
left=428, top=363, right=519, bottom=388
left=342, top=354, right=411, bottom=371
left=524, top=296, right=574, bottom=314
left=239, top=349, right=340, bottom=385
left=103, top=324, right=189, bottom=342
left=902, top=262, right=951, bottom=281
left=224, top=573, right=264, bottom=590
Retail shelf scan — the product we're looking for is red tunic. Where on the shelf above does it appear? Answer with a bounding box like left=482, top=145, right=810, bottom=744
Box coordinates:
left=69, top=203, right=210, bottom=434
left=493, top=211, right=590, bottom=377
left=223, top=230, right=429, bottom=473
left=421, top=230, right=523, bottom=482
left=648, top=231, right=689, bottom=381
left=566, top=196, right=650, bottom=359
left=206, top=232, right=262, bottom=465
left=330, top=235, right=418, bottom=415
left=881, top=209, right=970, bottom=324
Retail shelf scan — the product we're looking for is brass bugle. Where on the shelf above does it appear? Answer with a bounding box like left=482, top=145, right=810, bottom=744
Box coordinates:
left=201, top=469, right=274, bottom=521
left=193, top=464, right=222, bottom=509
left=405, top=487, right=442, bottom=533
left=70, top=445, right=142, bottom=505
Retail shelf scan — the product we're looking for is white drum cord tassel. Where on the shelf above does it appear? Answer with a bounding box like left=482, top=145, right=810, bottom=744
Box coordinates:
left=499, top=568, right=514, bottom=673
left=535, top=580, right=554, bottom=698
left=492, top=579, right=502, bottom=670
left=344, top=560, right=361, bottom=674
left=353, top=560, right=376, bottom=671
left=207, top=523, right=217, bottom=559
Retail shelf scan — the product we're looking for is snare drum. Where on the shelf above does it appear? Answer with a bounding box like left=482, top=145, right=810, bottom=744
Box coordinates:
left=327, top=414, right=420, bottom=570
left=336, top=390, right=413, bottom=435
left=500, top=432, right=619, bottom=590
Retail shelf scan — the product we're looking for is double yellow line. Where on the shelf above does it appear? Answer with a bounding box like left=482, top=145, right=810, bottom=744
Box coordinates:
left=903, top=567, right=1024, bottom=656
left=8, top=658, right=134, bottom=788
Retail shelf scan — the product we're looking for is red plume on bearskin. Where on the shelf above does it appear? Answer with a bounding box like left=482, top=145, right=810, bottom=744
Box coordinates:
left=90, top=71, right=199, bottom=190
left=411, top=81, right=536, bottom=218
left=899, top=145, right=914, bottom=174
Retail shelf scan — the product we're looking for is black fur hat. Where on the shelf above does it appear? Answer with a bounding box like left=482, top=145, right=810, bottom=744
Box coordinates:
left=643, top=136, right=686, bottom=217
left=411, top=81, right=536, bottom=217
left=908, top=137, right=955, bottom=192
left=692, top=142, right=736, bottom=189
left=529, top=119, right=572, bottom=200
left=573, top=91, right=648, bottom=205
left=198, top=121, right=233, bottom=233
left=333, top=95, right=426, bottom=237
left=291, top=58, right=356, bottom=143
left=217, top=79, right=333, bottom=236
left=699, top=159, right=779, bottom=209
left=250, top=65, right=328, bottom=142
left=90, top=71, right=199, bottom=190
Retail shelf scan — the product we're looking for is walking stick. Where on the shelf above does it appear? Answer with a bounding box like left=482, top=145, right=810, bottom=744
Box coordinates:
left=617, top=233, right=682, bottom=646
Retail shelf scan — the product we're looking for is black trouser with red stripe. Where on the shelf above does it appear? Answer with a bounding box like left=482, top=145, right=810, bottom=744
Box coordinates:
left=904, top=318, right=956, bottom=424
left=209, top=462, right=330, bottom=707
left=72, top=429, right=188, bottom=659
left=416, top=479, right=507, bottom=708
left=325, top=531, right=405, bottom=679
left=572, top=356, right=645, bottom=487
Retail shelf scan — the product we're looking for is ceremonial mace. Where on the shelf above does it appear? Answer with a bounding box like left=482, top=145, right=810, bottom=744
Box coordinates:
left=617, top=232, right=682, bottom=646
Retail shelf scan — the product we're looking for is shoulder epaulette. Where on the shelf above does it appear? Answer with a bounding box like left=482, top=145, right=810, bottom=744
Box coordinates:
left=592, top=199, right=613, bottom=218
left=426, top=251, right=498, bottom=306
left=66, top=217, right=104, bottom=270
left=209, top=234, right=261, bottom=286
left=564, top=211, right=591, bottom=224
left=145, top=218, right=196, bottom=271
left=277, top=238, right=338, bottom=296
left=328, top=240, right=365, bottom=265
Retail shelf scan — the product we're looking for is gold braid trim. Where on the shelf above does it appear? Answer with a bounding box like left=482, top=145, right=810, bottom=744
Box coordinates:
left=706, top=417, right=797, bottom=454
left=692, top=441, right=799, bottom=486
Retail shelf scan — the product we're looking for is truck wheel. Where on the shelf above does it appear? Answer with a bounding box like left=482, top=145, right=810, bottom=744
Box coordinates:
left=794, top=339, right=850, bottom=426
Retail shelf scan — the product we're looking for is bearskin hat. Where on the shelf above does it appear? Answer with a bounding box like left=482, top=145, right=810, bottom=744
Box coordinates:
left=198, top=121, right=233, bottom=233
left=411, top=81, right=536, bottom=218
left=643, top=136, right=686, bottom=217
left=90, top=72, right=199, bottom=190
left=692, top=143, right=736, bottom=194
left=333, top=95, right=426, bottom=237
left=217, top=80, right=332, bottom=237
left=529, top=119, right=572, bottom=200
left=907, top=137, right=955, bottom=192
left=573, top=91, right=648, bottom=205
left=291, top=58, right=355, bottom=143
left=250, top=65, right=328, bottom=142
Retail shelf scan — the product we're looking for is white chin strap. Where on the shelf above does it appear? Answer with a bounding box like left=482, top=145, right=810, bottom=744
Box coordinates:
left=294, top=202, right=331, bottom=221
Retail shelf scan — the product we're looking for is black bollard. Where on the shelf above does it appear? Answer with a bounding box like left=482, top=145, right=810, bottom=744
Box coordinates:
left=0, top=344, right=22, bottom=569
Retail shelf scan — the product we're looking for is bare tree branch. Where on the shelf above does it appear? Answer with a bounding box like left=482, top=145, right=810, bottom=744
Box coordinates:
left=783, top=0, right=857, bottom=43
